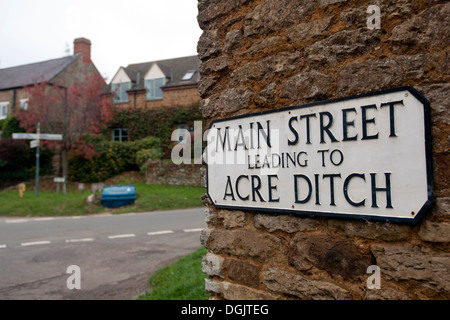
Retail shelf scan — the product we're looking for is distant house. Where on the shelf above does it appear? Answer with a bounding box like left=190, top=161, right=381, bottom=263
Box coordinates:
left=0, top=38, right=103, bottom=123
left=110, top=55, right=200, bottom=109
left=109, top=55, right=201, bottom=142
left=0, top=38, right=104, bottom=175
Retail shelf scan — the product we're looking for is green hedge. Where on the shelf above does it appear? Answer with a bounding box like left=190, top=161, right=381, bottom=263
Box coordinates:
left=68, top=137, right=161, bottom=183
left=108, top=103, right=203, bottom=158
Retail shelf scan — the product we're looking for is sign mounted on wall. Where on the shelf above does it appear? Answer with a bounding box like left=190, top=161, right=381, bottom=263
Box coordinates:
left=205, top=86, right=433, bottom=223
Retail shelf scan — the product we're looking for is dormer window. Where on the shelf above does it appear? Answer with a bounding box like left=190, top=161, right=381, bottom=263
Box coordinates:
left=112, top=82, right=131, bottom=103
left=110, top=67, right=132, bottom=104
left=145, top=78, right=166, bottom=100
left=182, top=70, right=196, bottom=81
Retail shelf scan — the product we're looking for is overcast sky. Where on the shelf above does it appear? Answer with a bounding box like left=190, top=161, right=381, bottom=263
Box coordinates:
left=0, top=0, right=202, bottom=81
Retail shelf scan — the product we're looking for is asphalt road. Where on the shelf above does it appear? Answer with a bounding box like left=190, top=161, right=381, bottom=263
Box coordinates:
left=0, top=207, right=206, bottom=300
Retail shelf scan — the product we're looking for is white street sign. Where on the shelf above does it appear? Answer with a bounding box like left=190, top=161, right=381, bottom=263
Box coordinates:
left=205, top=86, right=433, bottom=223
left=54, top=177, right=65, bottom=183
left=39, top=134, right=63, bottom=141
left=13, top=133, right=38, bottom=140
left=13, top=133, right=62, bottom=141
left=30, top=140, right=40, bottom=148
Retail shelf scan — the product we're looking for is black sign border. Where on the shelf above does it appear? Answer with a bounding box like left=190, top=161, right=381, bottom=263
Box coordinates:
left=205, top=85, right=434, bottom=224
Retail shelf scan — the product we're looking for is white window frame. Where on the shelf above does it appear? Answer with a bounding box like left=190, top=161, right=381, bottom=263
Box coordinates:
left=20, top=98, right=29, bottom=110
left=0, top=102, right=9, bottom=120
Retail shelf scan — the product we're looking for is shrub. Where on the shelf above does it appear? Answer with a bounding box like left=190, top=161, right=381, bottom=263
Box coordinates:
left=136, top=148, right=163, bottom=173
left=0, top=137, right=53, bottom=188
left=1, top=116, right=24, bottom=138
left=68, top=136, right=162, bottom=182
left=108, top=103, right=203, bottom=158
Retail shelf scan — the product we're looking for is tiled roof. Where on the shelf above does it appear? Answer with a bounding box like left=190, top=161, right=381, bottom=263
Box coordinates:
left=0, top=55, right=78, bottom=90
left=122, top=55, right=200, bottom=91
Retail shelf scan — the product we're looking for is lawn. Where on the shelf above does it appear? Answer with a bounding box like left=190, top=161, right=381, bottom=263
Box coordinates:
left=0, top=181, right=205, bottom=217
left=138, top=246, right=209, bottom=300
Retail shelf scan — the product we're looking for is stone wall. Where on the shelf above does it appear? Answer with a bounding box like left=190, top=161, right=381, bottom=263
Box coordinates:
left=145, top=161, right=202, bottom=186
left=197, top=0, right=449, bottom=299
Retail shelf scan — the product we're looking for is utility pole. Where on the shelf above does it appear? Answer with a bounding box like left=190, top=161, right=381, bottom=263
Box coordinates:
left=35, top=122, right=40, bottom=197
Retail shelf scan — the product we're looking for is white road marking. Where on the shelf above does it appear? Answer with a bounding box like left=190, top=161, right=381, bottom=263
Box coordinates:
left=6, top=219, right=28, bottom=224
left=183, top=228, right=204, bottom=233
left=34, top=217, right=55, bottom=222
left=108, top=234, right=136, bottom=239
left=65, top=238, right=95, bottom=243
left=21, top=241, right=51, bottom=247
left=0, top=244, right=7, bottom=249
left=147, top=230, right=174, bottom=236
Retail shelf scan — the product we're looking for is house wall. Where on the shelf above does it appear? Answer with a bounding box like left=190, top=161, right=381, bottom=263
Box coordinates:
left=1, top=54, right=102, bottom=119
left=52, top=55, right=102, bottom=88
left=114, top=86, right=201, bottom=110
left=198, top=0, right=450, bottom=300
left=0, top=87, right=43, bottom=118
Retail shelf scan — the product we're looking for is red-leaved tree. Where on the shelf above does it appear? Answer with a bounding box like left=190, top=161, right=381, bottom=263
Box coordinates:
left=15, top=74, right=113, bottom=180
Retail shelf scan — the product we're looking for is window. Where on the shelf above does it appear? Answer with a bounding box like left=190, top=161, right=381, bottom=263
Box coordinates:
left=145, top=78, right=166, bottom=100
left=182, top=70, right=196, bottom=81
left=20, top=99, right=29, bottom=110
left=113, top=128, right=128, bottom=142
left=111, top=82, right=131, bottom=103
left=0, top=102, right=9, bottom=120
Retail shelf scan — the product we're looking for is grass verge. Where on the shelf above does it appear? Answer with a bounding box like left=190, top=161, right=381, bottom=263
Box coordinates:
left=0, top=182, right=205, bottom=217
left=138, top=246, right=209, bottom=300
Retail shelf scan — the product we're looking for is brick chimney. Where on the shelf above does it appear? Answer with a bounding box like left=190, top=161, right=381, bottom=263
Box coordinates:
left=74, top=38, right=91, bottom=63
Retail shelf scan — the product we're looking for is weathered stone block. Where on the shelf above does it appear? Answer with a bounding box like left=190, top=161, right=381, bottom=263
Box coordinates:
left=389, top=3, right=450, bottom=53
left=198, top=0, right=251, bottom=29
left=198, top=75, right=220, bottom=98
left=200, top=88, right=254, bottom=118
left=218, top=209, right=248, bottom=229
left=318, top=0, right=347, bottom=8
left=287, top=16, right=334, bottom=46
left=238, top=36, right=286, bottom=58
left=255, top=82, right=278, bottom=105
left=224, top=30, right=243, bottom=53
left=289, top=233, right=372, bottom=279
left=371, top=244, right=450, bottom=295
left=225, top=258, right=260, bottom=288
left=199, top=55, right=230, bottom=75
left=418, top=220, right=450, bottom=243
left=205, top=207, right=219, bottom=225
left=205, top=278, right=280, bottom=300
left=202, top=252, right=225, bottom=278
left=202, top=228, right=287, bottom=263
left=263, top=267, right=352, bottom=299
left=254, top=213, right=319, bottom=234
left=197, top=29, right=221, bottom=60
left=243, top=0, right=316, bottom=37
left=229, top=51, right=302, bottom=87
left=305, top=29, right=383, bottom=68
left=327, top=219, right=411, bottom=242
left=280, top=70, right=333, bottom=100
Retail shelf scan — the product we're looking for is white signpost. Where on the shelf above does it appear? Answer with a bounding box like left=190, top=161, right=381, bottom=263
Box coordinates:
left=205, top=86, right=433, bottom=223
left=13, top=123, right=63, bottom=197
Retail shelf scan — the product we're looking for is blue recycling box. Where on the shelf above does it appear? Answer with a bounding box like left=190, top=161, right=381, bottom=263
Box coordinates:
left=101, top=185, right=137, bottom=208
